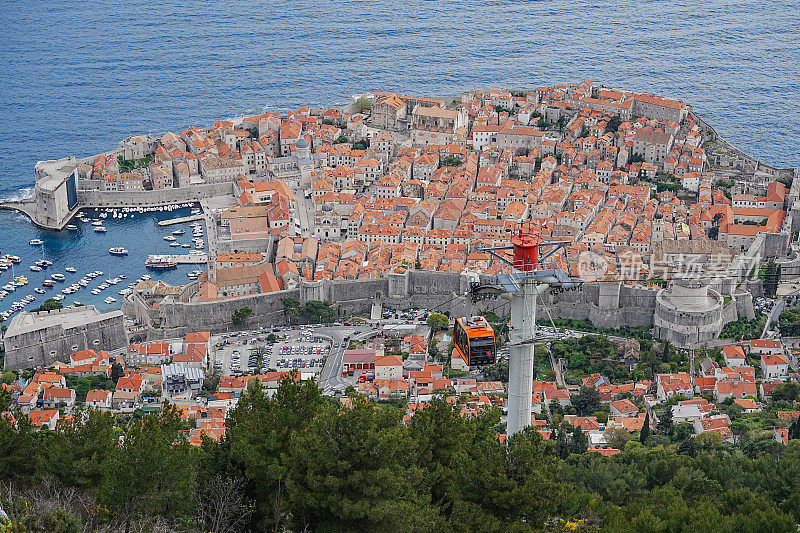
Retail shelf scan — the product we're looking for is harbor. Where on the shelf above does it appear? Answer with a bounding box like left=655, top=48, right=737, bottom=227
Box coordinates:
left=0, top=203, right=208, bottom=318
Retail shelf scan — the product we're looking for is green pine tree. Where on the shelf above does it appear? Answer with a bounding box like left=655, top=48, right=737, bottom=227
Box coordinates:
left=640, top=412, right=651, bottom=443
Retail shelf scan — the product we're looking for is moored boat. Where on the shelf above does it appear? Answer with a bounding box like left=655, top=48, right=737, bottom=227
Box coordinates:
left=146, top=257, right=178, bottom=269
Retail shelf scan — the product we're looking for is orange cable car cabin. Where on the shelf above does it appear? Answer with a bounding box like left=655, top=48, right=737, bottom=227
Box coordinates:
left=453, top=316, right=497, bottom=366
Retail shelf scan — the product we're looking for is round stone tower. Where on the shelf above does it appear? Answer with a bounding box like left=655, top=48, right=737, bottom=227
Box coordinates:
left=653, top=276, right=724, bottom=347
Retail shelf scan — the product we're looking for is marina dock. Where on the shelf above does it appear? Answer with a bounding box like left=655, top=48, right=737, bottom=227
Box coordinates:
left=147, top=253, right=208, bottom=264
left=157, top=213, right=204, bottom=226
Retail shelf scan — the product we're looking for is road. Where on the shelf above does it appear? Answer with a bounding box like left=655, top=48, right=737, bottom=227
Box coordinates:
left=315, top=327, right=351, bottom=393
left=290, top=185, right=314, bottom=238
left=761, top=289, right=799, bottom=339
left=764, top=299, right=783, bottom=338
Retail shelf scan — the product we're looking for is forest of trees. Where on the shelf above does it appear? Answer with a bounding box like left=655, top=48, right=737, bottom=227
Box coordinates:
left=1, top=377, right=799, bottom=532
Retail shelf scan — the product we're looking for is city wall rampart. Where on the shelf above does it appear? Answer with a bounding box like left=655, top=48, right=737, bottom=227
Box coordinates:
left=131, top=270, right=755, bottom=341
left=696, top=115, right=798, bottom=181
left=78, top=182, right=234, bottom=208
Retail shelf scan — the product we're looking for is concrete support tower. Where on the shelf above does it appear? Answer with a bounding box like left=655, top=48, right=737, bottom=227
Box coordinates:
left=486, top=230, right=581, bottom=437
left=507, top=278, right=538, bottom=436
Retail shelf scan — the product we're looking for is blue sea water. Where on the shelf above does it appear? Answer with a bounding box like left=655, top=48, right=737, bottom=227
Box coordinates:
left=0, top=0, right=799, bottom=314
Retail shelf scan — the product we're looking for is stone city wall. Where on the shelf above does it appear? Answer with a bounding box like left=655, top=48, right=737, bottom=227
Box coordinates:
left=3, top=312, right=128, bottom=370
left=134, top=269, right=752, bottom=342
left=696, top=115, right=798, bottom=181
left=544, top=282, right=660, bottom=330
left=78, top=182, right=234, bottom=208
left=214, top=237, right=273, bottom=255
left=157, top=287, right=298, bottom=332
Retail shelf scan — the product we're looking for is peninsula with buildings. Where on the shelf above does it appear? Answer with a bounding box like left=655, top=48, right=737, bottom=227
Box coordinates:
left=2, top=81, right=800, bottom=531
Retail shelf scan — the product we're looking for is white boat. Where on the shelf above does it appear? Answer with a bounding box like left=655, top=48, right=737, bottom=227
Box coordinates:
left=52, top=274, right=66, bottom=281
left=119, top=288, right=132, bottom=296
left=109, top=247, right=129, bottom=255
left=78, top=279, right=89, bottom=287
left=182, top=243, right=191, bottom=248
left=65, top=267, right=77, bottom=273
left=66, top=224, right=78, bottom=231
left=34, top=288, right=45, bottom=294
left=164, top=235, right=176, bottom=241
left=94, top=226, right=107, bottom=233
left=92, top=220, right=103, bottom=226
left=53, top=294, right=64, bottom=301
left=29, top=239, right=44, bottom=246
left=104, top=297, right=117, bottom=304
left=173, top=229, right=185, bottom=235
left=90, top=289, right=101, bottom=295
left=170, top=242, right=181, bottom=247
left=30, top=265, right=42, bottom=272
left=95, top=270, right=103, bottom=275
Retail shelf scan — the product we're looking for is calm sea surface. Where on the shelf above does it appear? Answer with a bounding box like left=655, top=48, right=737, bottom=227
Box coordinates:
left=0, top=0, right=798, bottom=314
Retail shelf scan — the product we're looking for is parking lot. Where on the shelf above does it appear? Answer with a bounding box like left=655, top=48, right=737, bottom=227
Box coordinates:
left=267, top=330, right=331, bottom=372
left=212, top=326, right=333, bottom=377
left=753, top=296, right=775, bottom=315
left=381, top=307, right=430, bottom=323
